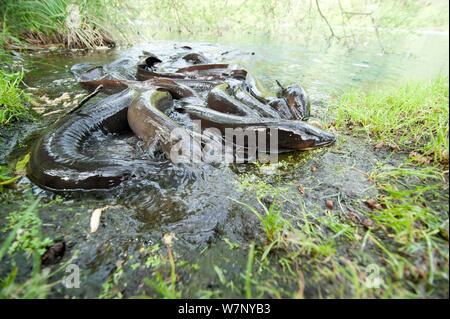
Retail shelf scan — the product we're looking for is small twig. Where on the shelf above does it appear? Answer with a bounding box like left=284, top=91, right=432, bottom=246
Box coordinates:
left=370, top=15, right=385, bottom=54
left=275, top=80, right=285, bottom=90
left=66, top=84, right=103, bottom=115
left=343, top=11, right=373, bottom=17
left=315, top=0, right=339, bottom=40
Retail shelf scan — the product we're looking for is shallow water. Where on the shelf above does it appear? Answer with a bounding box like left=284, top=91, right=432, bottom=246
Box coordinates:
left=1, top=30, right=448, bottom=297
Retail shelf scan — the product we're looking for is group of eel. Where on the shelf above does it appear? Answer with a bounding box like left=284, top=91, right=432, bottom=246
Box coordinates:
left=26, top=47, right=336, bottom=192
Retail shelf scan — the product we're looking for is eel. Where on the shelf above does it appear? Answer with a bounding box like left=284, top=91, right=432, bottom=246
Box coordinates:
left=26, top=89, right=139, bottom=191
left=206, top=83, right=261, bottom=117
left=182, top=53, right=210, bottom=64
left=226, top=81, right=282, bottom=119
left=79, top=78, right=204, bottom=100
left=136, top=63, right=246, bottom=82
left=276, top=81, right=311, bottom=120
left=127, top=89, right=203, bottom=163
left=176, top=104, right=336, bottom=151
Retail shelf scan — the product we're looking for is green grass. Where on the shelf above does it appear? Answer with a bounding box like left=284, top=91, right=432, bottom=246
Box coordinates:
left=0, top=0, right=136, bottom=49
left=226, top=168, right=448, bottom=298
left=334, top=76, right=449, bottom=164
left=0, top=69, right=34, bottom=125
left=198, top=75, right=448, bottom=298
left=0, top=198, right=55, bottom=299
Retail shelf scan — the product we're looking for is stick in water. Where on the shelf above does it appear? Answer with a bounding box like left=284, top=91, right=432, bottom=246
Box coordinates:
left=275, top=79, right=285, bottom=90
left=67, top=84, right=104, bottom=115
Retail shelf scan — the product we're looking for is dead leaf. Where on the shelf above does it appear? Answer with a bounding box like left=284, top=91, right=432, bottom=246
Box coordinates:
left=43, top=109, right=64, bottom=117
left=389, top=142, right=400, bottom=152
left=283, top=231, right=303, bottom=244
left=325, top=200, right=334, bottom=209
left=90, top=208, right=103, bottom=233
left=374, top=141, right=385, bottom=149
left=90, top=205, right=120, bottom=233
left=41, top=240, right=65, bottom=265
left=297, top=184, right=306, bottom=195
left=363, top=218, right=374, bottom=228
left=308, top=120, right=324, bottom=130
left=163, top=233, right=177, bottom=248
left=311, top=166, right=317, bottom=172
left=348, top=212, right=360, bottom=224
left=365, top=199, right=377, bottom=209
left=30, top=99, right=41, bottom=107
left=409, top=152, right=430, bottom=164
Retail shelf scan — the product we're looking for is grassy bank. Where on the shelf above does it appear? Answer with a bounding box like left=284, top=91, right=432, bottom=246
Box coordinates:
left=87, top=76, right=449, bottom=299
left=0, top=0, right=135, bottom=49
left=0, top=69, right=34, bottom=125
left=205, top=76, right=449, bottom=298
left=334, top=76, right=449, bottom=165
left=0, top=37, right=34, bottom=126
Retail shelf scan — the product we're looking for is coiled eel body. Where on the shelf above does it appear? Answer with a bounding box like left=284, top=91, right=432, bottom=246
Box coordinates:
left=26, top=89, right=138, bottom=191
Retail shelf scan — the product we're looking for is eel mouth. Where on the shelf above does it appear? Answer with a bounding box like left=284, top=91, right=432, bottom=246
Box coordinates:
left=315, top=134, right=336, bottom=148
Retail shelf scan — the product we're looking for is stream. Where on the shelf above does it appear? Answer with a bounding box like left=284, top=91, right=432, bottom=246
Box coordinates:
left=0, top=30, right=448, bottom=298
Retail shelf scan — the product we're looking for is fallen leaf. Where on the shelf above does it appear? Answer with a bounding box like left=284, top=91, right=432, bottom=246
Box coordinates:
left=362, top=218, right=374, bottom=227
left=325, top=200, right=334, bottom=209
left=348, top=212, right=360, bottom=224
left=297, top=184, right=306, bottom=195
left=90, top=205, right=118, bottom=233
left=0, top=175, right=20, bottom=186
left=389, top=142, right=400, bottom=151
left=30, top=99, right=41, bottom=107
left=308, top=120, right=324, bottom=130
left=43, top=109, right=64, bottom=117
left=374, top=141, right=385, bottom=149
left=311, top=166, right=317, bottom=172
left=365, top=199, right=377, bottom=209
left=41, top=240, right=66, bottom=265
left=90, top=208, right=103, bottom=233
left=283, top=231, right=302, bottom=243
left=163, top=233, right=177, bottom=248
left=15, top=153, right=30, bottom=176
left=409, top=152, right=430, bottom=164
